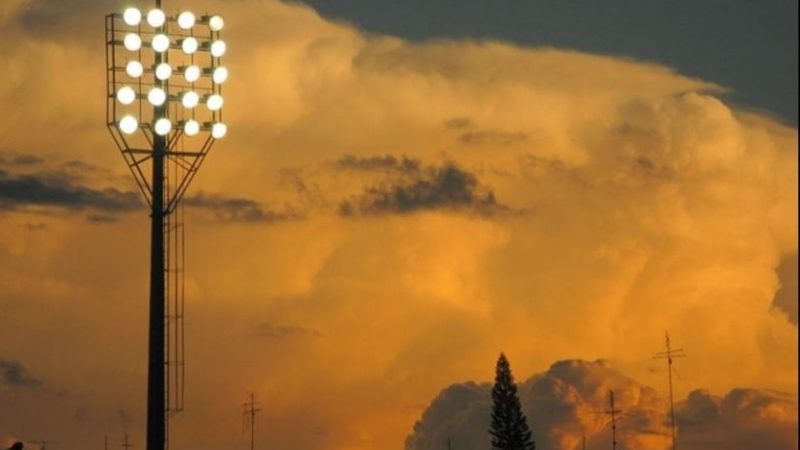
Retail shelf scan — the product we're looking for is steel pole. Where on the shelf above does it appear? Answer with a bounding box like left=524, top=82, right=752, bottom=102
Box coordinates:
left=146, top=134, right=166, bottom=450
left=147, top=1, right=167, bottom=448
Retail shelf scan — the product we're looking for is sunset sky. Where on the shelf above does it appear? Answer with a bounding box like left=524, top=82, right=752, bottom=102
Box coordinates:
left=0, top=1, right=797, bottom=450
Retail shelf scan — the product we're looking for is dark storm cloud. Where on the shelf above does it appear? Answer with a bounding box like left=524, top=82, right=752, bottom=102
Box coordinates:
left=442, top=117, right=529, bottom=146
left=0, top=169, right=141, bottom=212
left=13, top=0, right=107, bottom=40
left=184, top=192, right=302, bottom=223
left=301, top=0, right=798, bottom=125
left=333, top=154, right=422, bottom=173
left=0, top=358, right=42, bottom=388
left=773, top=252, right=798, bottom=324
left=459, top=130, right=528, bottom=146
left=444, top=117, right=473, bottom=130
left=10, top=155, right=44, bottom=166
left=0, top=152, right=43, bottom=167
left=339, top=160, right=503, bottom=216
left=249, top=322, right=323, bottom=340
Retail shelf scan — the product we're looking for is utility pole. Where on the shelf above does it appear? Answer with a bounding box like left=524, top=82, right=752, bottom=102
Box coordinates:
left=654, top=331, right=686, bottom=450
left=243, top=393, right=262, bottom=450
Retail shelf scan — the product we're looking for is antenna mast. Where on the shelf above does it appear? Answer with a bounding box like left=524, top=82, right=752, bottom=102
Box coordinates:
left=654, top=331, right=686, bottom=450
left=593, top=390, right=622, bottom=450
left=243, top=393, right=263, bottom=450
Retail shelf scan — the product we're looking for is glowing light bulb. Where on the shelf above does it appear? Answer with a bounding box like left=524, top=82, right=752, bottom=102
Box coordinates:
left=181, top=91, right=199, bottom=109
left=147, top=87, right=166, bottom=106
left=147, top=9, right=166, bottom=27
left=181, top=37, right=198, bottom=54
left=206, top=94, right=224, bottom=111
left=208, top=15, right=224, bottom=31
left=184, top=65, right=200, bottom=83
left=152, top=34, right=170, bottom=53
left=211, top=122, right=227, bottom=139
left=210, top=40, right=226, bottom=57
left=155, top=63, right=172, bottom=81
left=119, top=115, right=138, bottom=134
left=184, top=120, right=200, bottom=136
left=177, top=11, right=195, bottom=29
left=212, top=66, right=228, bottom=84
left=154, top=118, right=172, bottom=136
left=126, top=60, right=144, bottom=78
left=123, top=33, right=141, bottom=51
left=123, top=8, right=142, bottom=26
left=117, top=86, right=136, bottom=105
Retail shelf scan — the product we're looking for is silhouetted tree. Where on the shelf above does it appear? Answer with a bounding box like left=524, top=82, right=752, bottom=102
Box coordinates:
left=489, top=353, right=535, bottom=450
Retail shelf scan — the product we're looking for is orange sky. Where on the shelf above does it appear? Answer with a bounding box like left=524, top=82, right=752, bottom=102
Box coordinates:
left=0, top=1, right=797, bottom=449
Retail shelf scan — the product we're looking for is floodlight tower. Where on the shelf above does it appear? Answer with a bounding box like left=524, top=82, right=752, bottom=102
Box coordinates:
left=105, top=2, right=228, bottom=450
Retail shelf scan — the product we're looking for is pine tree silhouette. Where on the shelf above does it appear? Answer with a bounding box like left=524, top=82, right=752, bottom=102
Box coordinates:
left=489, top=353, right=535, bottom=450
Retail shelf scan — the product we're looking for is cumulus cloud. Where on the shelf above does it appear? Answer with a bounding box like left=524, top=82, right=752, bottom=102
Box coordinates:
left=407, top=360, right=798, bottom=450
left=0, top=0, right=796, bottom=449
left=677, top=388, right=798, bottom=450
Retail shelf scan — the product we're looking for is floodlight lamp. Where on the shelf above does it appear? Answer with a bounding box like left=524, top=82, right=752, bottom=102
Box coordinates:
left=147, top=87, right=167, bottom=106
left=126, top=60, right=144, bottom=78
left=152, top=34, right=170, bottom=53
left=181, top=91, right=200, bottom=108
left=123, top=33, right=142, bottom=51
left=211, top=122, right=227, bottom=139
left=123, top=8, right=142, bottom=26
left=183, top=119, right=200, bottom=136
left=117, top=86, right=137, bottom=105
left=119, top=115, right=139, bottom=134
left=210, top=40, right=226, bottom=57
left=154, top=118, right=172, bottom=136
left=181, top=37, right=198, bottom=55
left=155, top=63, right=172, bottom=81
left=177, top=11, right=196, bottom=29
left=208, top=15, right=224, bottom=31
left=212, top=66, right=228, bottom=84
left=147, top=9, right=166, bottom=27
left=184, top=65, right=200, bottom=83
left=206, top=94, right=224, bottom=111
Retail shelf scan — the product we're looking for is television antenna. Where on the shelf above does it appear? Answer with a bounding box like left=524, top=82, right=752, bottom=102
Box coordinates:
left=593, top=390, right=623, bottom=450
left=243, top=393, right=263, bottom=450
left=654, top=331, right=686, bottom=450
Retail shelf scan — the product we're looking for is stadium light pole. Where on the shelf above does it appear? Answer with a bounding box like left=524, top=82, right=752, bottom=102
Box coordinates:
left=105, top=2, right=228, bottom=449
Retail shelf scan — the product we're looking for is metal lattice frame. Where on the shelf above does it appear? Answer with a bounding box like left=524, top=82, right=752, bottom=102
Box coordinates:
left=105, top=11, right=224, bottom=211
